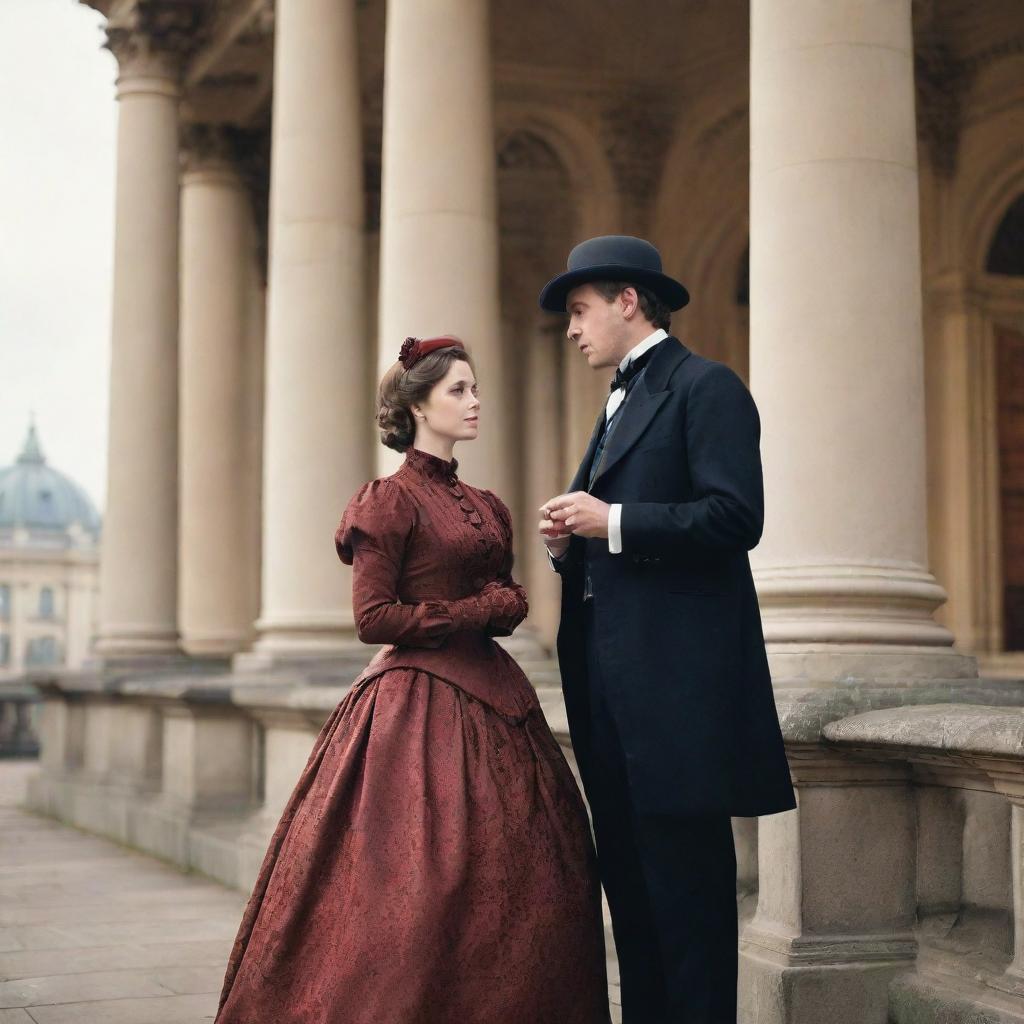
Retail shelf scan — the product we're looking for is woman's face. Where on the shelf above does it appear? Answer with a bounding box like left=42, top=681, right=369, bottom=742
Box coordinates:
left=413, top=359, right=480, bottom=444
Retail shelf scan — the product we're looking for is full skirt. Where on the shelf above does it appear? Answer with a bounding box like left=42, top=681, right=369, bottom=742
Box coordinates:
left=216, top=667, right=611, bottom=1024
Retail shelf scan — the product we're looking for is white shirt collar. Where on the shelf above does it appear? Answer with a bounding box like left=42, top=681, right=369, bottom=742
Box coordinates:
left=618, top=328, right=668, bottom=373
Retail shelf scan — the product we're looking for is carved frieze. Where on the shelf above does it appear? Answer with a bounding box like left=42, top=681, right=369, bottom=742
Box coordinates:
left=600, top=90, right=676, bottom=213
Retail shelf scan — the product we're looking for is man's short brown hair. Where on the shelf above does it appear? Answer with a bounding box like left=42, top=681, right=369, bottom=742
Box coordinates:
left=591, top=280, right=672, bottom=331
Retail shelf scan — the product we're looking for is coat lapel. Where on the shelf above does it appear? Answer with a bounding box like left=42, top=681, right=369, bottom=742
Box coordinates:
left=589, top=337, right=690, bottom=491
left=569, top=407, right=606, bottom=493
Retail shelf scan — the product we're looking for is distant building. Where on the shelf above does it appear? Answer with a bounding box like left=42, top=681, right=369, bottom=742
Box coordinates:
left=0, top=421, right=101, bottom=678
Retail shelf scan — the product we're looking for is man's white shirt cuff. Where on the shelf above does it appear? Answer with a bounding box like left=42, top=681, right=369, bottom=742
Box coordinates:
left=608, top=504, right=623, bottom=554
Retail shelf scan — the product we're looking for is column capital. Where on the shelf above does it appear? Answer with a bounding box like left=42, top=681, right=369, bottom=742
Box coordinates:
left=179, top=123, right=243, bottom=182
left=105, top=0, right=203, bottom=91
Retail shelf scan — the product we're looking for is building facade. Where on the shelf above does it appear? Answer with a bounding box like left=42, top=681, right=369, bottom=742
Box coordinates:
left=0, top=420, right=100, bottom=753
left=25, top=2, right=1024, bottom=1023
left=0, top=421, right=100, bottom=678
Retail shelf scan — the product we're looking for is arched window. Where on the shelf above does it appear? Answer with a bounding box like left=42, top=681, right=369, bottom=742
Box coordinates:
left=38, top=587, right=54, bottom=619
left=987, top=193, right=1024, bottom=276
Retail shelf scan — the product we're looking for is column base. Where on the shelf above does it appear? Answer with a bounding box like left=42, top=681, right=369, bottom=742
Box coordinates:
left=755, top=564, right=955, bottom=646
left=180, top=628, right=252, bottom=661
left=93, top=629, right=181, bottom=661
left=233, top=641, right=370, bottom=680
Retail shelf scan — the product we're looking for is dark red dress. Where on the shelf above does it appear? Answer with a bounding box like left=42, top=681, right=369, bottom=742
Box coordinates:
left=216, top=447, right=610, bottom=1024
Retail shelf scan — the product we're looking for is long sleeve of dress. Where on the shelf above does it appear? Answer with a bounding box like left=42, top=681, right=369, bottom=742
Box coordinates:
left=335, top=480, right=516, bottom=648
left=478, top=489, right=529, bottom=637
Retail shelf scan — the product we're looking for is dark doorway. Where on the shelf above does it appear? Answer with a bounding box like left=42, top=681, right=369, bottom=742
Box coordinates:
left=997, top=327, right=1024, bottom=650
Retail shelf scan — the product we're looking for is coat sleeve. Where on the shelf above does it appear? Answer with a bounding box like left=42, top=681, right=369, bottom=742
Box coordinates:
left=335, top=480, right=498, bottom=647
left=619, top=362, right=765, bottom=556
left=477, top=489, right=529, bottom=637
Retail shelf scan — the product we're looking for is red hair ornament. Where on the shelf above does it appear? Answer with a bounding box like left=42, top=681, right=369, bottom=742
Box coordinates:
left=398, top=335, right=465, bottom=370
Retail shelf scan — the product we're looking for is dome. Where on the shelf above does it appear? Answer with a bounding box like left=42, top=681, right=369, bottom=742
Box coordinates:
left=0, top=421, right=101, bottom=535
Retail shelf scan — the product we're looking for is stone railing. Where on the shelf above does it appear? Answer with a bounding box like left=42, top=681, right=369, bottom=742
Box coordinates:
left=26, top=637, right=566, bottom=892
left=24, top=657, right=1024, bottom=1023
left=821, top=705, right=1024, bottom=1023
left=0, top=679, right=40, bottom=756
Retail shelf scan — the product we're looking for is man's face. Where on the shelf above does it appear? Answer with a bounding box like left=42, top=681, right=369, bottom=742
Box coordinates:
left=565, top=283, right=631, bottom=370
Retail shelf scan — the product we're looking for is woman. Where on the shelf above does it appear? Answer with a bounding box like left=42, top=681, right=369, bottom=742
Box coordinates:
left=216, top=336, right=610, bottom=1024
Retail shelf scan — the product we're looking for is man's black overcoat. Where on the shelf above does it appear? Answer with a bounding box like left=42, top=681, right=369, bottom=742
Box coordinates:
left=554, top=336, right=796, bottom=818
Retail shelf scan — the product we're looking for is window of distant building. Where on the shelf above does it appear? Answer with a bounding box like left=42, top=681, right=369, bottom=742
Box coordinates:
left=25, top=636, right=59, bottom=667
left=0, top=585, right=9, bottom=621
left=0, top=635, right=9, bottom=666
left=38, top=587, right=54, bottom=619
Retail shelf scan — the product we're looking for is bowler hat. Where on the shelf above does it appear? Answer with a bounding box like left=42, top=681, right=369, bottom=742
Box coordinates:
left=538, top=235, right=689, bottom=313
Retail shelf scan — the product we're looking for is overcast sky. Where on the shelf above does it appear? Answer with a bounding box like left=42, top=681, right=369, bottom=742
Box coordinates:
left=1, top=0, right=116, bottom=510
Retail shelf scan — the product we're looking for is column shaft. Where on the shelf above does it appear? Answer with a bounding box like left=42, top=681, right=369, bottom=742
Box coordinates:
left=524, top=320, right=564, bottom=647
left=377, top=0, right=509, bottom=497
left=96, top=48, right=182, bottom=658
left=749, top=0, right=953, bottom=651
left=248, top=0, right=369, bottom=661
left=179, top=153, right=255, bottom=657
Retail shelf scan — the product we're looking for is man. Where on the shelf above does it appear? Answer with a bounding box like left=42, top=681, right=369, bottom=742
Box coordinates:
left=537, top=235, right=795, bottom=1023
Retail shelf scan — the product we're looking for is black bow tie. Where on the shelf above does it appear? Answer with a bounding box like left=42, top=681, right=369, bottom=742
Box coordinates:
left=610, top=347, right=656, bottom=393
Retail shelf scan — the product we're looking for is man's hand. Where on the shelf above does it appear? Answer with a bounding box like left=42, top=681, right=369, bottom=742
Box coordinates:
left=538, top=501, right=573, bottom=558
left=542, top=492, right=611, bottom=540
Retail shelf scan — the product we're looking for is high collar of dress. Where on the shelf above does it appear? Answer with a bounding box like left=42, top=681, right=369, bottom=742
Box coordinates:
left=405, top=446, right=459, bottom=483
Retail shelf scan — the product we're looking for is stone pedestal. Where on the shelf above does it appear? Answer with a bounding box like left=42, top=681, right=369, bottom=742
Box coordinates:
left=740, top=752, right=917, bottom=1023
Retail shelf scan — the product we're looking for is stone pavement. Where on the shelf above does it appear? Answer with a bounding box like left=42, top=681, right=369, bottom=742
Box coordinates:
left=0, top=762, right=622, bottom=1023
left=0, top=761, right=243, bottom=1024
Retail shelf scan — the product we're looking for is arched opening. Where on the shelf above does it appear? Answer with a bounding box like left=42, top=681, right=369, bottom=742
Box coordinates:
left=990, top=193, right=1024, bottom=649
left=987, top=193, right=1024, bottom=276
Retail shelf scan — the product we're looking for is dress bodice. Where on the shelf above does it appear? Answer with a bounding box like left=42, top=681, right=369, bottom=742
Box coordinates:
left=334, top=448, right=535, bottom=720
left=336, top=447, right=512, bottom=604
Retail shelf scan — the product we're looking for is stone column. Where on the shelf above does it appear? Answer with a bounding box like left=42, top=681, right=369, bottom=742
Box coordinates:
left=178, top=129, right=255, bottom=658
left=749, top=0, right=965, bottom=665
left=523, top=318, right=564, bottom=648
left=377, top=0, right=510, bottom=497
left=243, top=0, right=370, bottom=665
left=743, top=4, right=979, bottom=1021
left=95, top=30, right=183, bottom=660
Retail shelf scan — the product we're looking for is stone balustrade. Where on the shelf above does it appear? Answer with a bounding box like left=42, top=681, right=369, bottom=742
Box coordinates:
left=823, top=705, right=1024, bottom=1022
left=0, top=681, right=40, bottom=757
left=25, top=634, right=562, bottom=893
left=25, top=664, right=1024, bottom=1022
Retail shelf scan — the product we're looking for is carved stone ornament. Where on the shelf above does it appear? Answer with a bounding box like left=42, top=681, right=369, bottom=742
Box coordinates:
left=104, top=0, right=206, bottom=77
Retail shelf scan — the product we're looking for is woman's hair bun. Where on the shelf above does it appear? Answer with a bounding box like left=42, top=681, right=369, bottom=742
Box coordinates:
left=377, top=394, right=415, bottom=453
